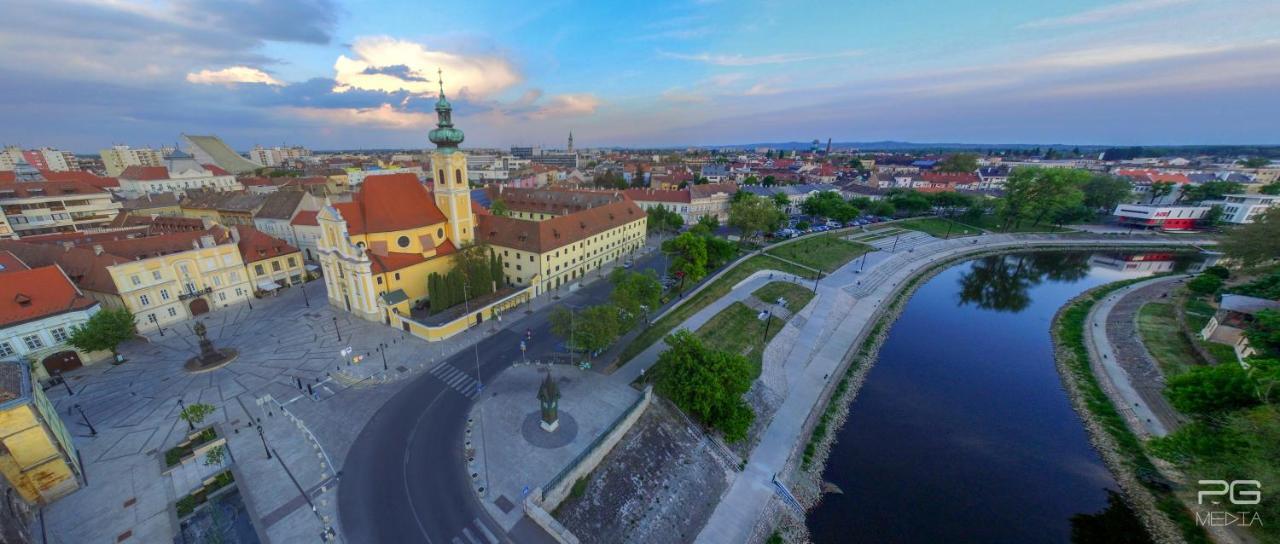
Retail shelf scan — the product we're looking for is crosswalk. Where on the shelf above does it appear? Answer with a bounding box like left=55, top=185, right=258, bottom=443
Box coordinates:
left=451, top=517, right=499, bottom=544
left=429, top=362, right=482, bottom=399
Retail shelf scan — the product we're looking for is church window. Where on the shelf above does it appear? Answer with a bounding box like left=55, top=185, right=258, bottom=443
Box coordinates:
left=437, top=228, right=445, bottom=239
left=397, top=235, right=410, bottom=248
left=455, top=169, right=463, bottom=186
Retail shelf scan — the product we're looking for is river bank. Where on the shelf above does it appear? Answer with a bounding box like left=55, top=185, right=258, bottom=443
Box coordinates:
left=770, top=246, right=1211, bottom=544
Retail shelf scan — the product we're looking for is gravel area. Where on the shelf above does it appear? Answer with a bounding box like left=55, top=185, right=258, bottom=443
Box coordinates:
left=1103, top=280, right=1190, bottom=430
left=554, top=398, right=732, bottom=544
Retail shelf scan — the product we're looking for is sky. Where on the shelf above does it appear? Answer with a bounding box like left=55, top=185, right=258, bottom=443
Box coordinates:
left=2, top=0, right=1279, bottom=152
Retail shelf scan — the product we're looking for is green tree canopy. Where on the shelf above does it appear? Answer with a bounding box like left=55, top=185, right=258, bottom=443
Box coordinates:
left=1147, top=181, right=1175, bottom=203
left=1179, top=181, right=1243, bottom=203
left=1245, top=309, right=1280, bottom=357
left=610, top=269, right=662, bottom=329
left=728, top=193, right=784, bottom=240
left=489, top=199, right=509, bottom=217
left=549, top=305, right=621, bottom=356
left=1239, top=157, right=1271, bottom=168
left=67, top=307, right=136, bottom=358
left=1081, top=174, right=1132, bottom=212
left=645, top=204, right=685, bottom=234
left=998, top=167, right=1087, bottom=228
left=936, top=153, right=979, bottom=173
left=651, top=330, right=756, bottom=442
left=1187, top=273, right=1224, bottom=295
left=1166, top=363, right=1260, bottom=415
left=662, top=232, right=709, bottom=282
left=801, top=191, right=859, bottom=221
left=1220, top=207, right=1280, bottom=266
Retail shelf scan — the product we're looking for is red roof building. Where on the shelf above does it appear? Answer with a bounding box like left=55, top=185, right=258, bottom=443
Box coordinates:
left=0, top=264, right=98, bottom=329
left=331, top=173, right=447, bottom=235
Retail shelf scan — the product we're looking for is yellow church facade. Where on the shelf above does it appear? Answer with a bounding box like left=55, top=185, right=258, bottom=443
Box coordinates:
left=316, top=81, right=476, bottom=323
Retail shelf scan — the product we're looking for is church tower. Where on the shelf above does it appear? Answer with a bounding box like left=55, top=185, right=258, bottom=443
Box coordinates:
left=567, top=130, right=574, bottom=153
left=429, top=71, right=475, bottom=246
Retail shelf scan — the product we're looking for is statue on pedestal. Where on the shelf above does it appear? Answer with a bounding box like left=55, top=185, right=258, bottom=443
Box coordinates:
left=537, top=372, right=560, bottom=432
left=184, top=320, right=237, bottom=372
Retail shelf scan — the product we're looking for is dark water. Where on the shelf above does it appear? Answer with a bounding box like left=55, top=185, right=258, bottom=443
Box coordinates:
left=805, top=252, right=1192, bottom=544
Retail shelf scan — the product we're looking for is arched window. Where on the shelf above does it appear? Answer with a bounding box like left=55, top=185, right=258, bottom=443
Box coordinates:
left=455, top=169, right=463, bottom=186
left=438, top=170, right=445, bottom=185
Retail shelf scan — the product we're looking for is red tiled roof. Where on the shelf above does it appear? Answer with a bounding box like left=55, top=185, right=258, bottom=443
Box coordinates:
left=202, top=164, right=230, bottom=176
left=331, top=173, right=447, bottom=235
left=0, top=265, right=97, bottom=328
left=290, top=210, right=319, bottom=226
left=0, top=240, right=129, bottom=294
left=477, top=198, right=645, bottom=254
left=233, top=226, right=299, bottom=263
left=40, top=170, right=120, bottom=189
left=622, top=188, right=690, bottom=204
left=921, top=172, right=979, bottom=184
left=0, top=180, right=110, bottom=198
left=689, top=182, right=738, bottom=200
left=119, top=166, right=170, bottom=180
left=368, top=250, right=426, bottom=273
left=0, top=172, right=14, bottom=183
left=0, top=251, right=30, bottom=272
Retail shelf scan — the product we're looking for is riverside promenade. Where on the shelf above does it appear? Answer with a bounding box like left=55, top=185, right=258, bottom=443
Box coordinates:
left=689, top=232, right=1216, bottom=544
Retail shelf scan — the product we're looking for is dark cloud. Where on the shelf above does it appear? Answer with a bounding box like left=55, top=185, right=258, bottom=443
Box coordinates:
left=178, top=0, right=339, bottom=45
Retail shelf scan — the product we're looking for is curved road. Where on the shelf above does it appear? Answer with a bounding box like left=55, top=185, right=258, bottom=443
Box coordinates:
left=339, top=250, right=668, bottom=543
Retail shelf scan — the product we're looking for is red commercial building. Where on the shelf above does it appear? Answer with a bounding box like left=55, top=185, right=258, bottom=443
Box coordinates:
left=1112, top=204, right=1208, bottom=231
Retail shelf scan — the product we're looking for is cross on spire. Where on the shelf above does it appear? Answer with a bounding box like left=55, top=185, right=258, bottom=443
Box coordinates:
left=437, top=67, right=444, bottom=96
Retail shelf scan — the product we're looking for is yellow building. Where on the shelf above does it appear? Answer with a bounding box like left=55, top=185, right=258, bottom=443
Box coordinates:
left=0, top=360, right=81, bottom=504
left=0, top=228, right=255, bottom=333
left=316, top=80, right=475, bottom=323
left=477, top=187, right=647, bottom=293
left=233, top=226, right=306, bottom=293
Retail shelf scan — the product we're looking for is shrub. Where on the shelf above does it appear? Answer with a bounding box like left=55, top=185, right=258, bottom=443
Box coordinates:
left=1166, top=363, right=1259, bottom=415
left=1203, top=266, right=1230, bottom=279
left=1186, top=274, right=1223, bottom=295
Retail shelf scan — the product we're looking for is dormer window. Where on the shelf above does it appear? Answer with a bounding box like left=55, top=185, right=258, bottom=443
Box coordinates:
left=14, top=294, right=31, bottom=307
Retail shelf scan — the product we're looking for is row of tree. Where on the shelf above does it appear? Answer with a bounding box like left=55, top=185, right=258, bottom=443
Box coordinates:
left=662, top=224, right=737, bottom=285
left=549, top=269, right=663, bottom=355
left=427, top=246, right=504, bottom=314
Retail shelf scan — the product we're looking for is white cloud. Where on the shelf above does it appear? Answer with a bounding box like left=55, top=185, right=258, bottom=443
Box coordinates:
left=528, top=94, right=601, bottom=119
left=278, top=103, right=435, bottom=129
left=659, top=50, right=863, bottom=66
left=1020, top=0, right=1195, bottom=29
left=186, top=66, right=283, bottom=86
left=332, top=36, right=520, bottom=99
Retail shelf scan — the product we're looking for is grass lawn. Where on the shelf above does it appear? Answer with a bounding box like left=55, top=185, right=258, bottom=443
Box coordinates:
left=896, top=217, right=980, bottom=238
left=694, top=302, right=783, bottom=376
left=1182, top=296, right=1216, bottom=331
left=1137, top=302, right=1203, bottom=376
left=752, top=281, right=815, bottom=311
left=618, top=255, right=817, bottom=365
left=956, top=215, right=1070, bottom=233
left=765, top=234, right=870, bottom=273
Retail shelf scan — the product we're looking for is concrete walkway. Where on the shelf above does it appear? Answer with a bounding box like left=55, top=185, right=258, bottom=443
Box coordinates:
left=688, top=233, right=1215, bottom=544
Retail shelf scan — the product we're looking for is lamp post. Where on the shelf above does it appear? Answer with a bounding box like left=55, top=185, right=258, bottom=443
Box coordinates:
left=74, top=404, right=96, bottom=436
left=891, top=232, right=902, bottom=253
left=858, top=251, right=869, bottom=272
left=177, top=398, right=193, bottom=431
left=55, top=370, right=73, bottom=396
left=462, top=282, right=490, bottom=495
left=332, top=316, right=341, bottom=342
left=380, top=343, right=388, bottom=371
left=300, top=276, right=311, bottom=307
left=257, top=424, right=272, bottom=459
left=149, top=314, right=164, bottom=336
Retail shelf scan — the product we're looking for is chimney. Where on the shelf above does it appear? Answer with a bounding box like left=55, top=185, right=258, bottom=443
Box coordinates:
left=200, top=235, right=215, bottom=248
left=93, top=244, right=104, bottom=255
left=230, top=227, right=241, bottom=244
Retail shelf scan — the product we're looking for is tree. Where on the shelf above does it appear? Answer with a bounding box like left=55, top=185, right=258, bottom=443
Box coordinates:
left=801, top=191, right=858, bottom=221
left=887, top=190, right=931, bottom=217
left=646, top=204, right=684, bottom=234
left=490, top=199, right=510, bottom=217
left=1179, top=181, right=1243, bottom=203
left=67, top=307, right=136, bottom=361
left=610, top=269, right=662, bottom=329
left=1260, top=183, right=1280, bottom=196
left=650, top=331, right=755, bottom=442
left=1081, top=174, right=1132, bottom=213
left=1148, top=181, right=1175, bottom=203
left=762, top=175, right=777, bottom=187
left=697, top=214, right=720, bottom=231
left=867, top=200, right=895, bottom=217
left=1186, top=273, right=1223, bottom=295
left=203, top=444, right=227, bottom=466
left=1220, top=207, right=1280, bottom=266
left=662, top=232, right=709, bottom=282
left=1238, top=157, right=1271, bottom=168
left=728, top=193, right=784, bottom=240
left=998, top=167, right=1087, bottom=228
left=550, top=305, right=620, bottom=355
left=179, top=402, right=216, bottom=428
left=743, top=175, right=759, bottom=186
left=1201, top=204, right=1224, bottom=227
left=771, top=192, right=790, bottom=211
left=936, top=153, right=979, bottom=173
left=1166, top=363, right=1259, bottom=415
left=1245, top=309, right=1280, bottom=356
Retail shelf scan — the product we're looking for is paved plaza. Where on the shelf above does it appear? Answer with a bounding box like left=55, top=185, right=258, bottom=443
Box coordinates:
left=469, top=364, right=642, bottom=531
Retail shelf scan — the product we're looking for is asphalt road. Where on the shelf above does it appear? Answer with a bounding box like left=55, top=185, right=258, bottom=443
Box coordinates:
left=339, top=246, right=668, bottom=544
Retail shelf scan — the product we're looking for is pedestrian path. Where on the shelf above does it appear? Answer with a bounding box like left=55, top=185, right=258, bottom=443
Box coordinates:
left=429, top=362, right=482, bottom=399
left=865, top=230, right=935, bottom=253
left=449, top=517, right=499, bottom=544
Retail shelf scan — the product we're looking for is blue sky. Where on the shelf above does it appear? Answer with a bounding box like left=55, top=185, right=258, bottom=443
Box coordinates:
left=2, top=0, right=1279, bottom=152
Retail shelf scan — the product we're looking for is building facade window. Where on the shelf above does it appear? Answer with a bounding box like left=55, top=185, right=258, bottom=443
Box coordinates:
left=0, top=342, right=14, bottom=357
left=51, top=327, right=69, bottom=343
left=271, top=261, right=281, bottom=272
left=161, top=289, right=170, bottom=301
left=22, top=334, right=45, bottom=351
left=152, top=270, right=163, bottom=281
left=139, top=294, right=151, bottom=306
left=168, top=307, right=178, bottom=317
left=255, top=264, right=265, bottom=275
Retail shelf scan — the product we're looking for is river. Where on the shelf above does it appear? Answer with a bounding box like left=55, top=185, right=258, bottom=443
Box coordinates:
left=805, top=251, right=1202, bottom=543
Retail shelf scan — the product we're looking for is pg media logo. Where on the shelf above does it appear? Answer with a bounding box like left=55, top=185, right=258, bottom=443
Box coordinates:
left=1197, top=480, right=1263, bottom=528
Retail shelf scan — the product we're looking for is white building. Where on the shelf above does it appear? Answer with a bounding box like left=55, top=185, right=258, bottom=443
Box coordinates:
left=0, top=181, right=122, bottom=236
left=116, top=165, right=243, bottom=198
left=0, top=254, right=102, bottom=375
left=1201, top=194, right=1279, bottom=224
left=100, top=145, right=165, bottom=177
left=249, top=145, right=311, bottom=167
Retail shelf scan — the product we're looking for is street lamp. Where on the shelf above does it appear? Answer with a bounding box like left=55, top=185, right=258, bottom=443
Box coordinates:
left=55, top=370, right=73, bottom=396
left=178, top=398, right=193, bottom=431
left=149, top=314, right=164, bottom=336
left=74, top=403, right=96, bottom=436
left=257, top=424, right=272, bottom=459
left=300, top=277, right=311, bottom=307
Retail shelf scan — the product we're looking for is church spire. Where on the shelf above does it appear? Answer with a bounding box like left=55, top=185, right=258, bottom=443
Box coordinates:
left=567, top=130, right=574, bottom=152
left=429, top=69, right=464, bottom=149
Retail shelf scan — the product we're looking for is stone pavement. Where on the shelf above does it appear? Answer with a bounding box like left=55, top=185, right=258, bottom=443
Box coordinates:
left=470, top=364, right=641, bottom=531
left=682, top=232, right=1216, bottom=544
left=1085, top=276, right=1190, bottom=438
left=36, top=284, right=421, bottom=544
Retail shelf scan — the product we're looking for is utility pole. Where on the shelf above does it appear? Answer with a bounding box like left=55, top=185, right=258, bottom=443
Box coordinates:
left=301, top=277, right=311, bottom=307
left=380, top=343, right=388, bottom=371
